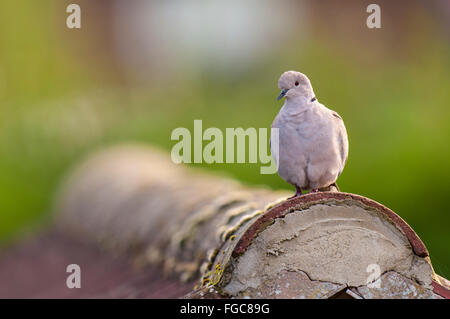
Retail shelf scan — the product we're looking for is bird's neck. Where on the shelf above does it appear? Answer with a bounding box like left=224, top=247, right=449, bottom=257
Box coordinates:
left=282, top=97, right=311, bottom=115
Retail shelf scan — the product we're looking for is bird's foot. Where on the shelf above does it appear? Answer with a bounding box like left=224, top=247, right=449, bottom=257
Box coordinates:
left=287, top=186, right=303, bottom=199
left=309, top=188, right=319, bottom=193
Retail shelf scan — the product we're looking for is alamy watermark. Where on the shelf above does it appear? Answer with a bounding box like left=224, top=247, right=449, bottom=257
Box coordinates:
left=366, top=263, right=381, bottom=288
left=65, top=3, right=380, bottom=30
left=66, top=4, right=81, bottom=29
left=171, top=120, right=279, bottom=175
left=66, top=264, right=81, bottom=289
left=366, top=4, right=381, bottom=29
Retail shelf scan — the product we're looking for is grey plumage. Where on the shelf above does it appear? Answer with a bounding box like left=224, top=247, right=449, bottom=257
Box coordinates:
left=271, top=71, right=348, bottom=194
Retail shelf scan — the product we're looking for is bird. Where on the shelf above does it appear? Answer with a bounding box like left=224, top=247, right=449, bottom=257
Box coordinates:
left=270, top=71, right=348, bottom=197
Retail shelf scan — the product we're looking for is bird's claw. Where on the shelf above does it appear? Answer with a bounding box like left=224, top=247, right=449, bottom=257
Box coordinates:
left=287, top=186, right=303, bottom=199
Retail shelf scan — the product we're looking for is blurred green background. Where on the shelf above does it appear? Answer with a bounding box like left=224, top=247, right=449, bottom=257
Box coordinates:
left=0, top=0, right=449, bottom=277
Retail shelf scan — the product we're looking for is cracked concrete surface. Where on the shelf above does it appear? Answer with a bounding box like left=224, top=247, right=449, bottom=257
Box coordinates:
left=223, top=203, right=435, bottom=297
left=357, top=271, right=442, bottom=299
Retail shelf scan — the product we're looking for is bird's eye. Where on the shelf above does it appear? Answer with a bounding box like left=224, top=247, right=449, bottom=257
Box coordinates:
left=295, top=81, right=299, bottom=86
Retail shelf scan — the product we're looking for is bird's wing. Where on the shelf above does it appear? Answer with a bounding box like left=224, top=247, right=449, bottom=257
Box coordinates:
left=332, top=111, right=349, bottom=174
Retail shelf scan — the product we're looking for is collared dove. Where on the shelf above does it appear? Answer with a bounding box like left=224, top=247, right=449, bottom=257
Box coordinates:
left=271, top=71, right=348, bottom=197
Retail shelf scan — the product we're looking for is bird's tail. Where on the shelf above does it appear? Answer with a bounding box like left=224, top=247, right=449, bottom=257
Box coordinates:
left=319, top=182, right=340, bottom=192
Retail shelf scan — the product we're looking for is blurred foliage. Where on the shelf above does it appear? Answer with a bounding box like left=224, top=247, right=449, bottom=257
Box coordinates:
left=0, top=1, right=449, bottom=277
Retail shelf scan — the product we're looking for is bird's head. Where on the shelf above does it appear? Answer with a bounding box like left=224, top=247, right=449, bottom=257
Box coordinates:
left=277, top=71, right=315, bottom=102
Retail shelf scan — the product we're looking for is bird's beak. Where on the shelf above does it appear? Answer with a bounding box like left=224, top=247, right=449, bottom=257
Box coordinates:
left=277, top=89, right=289, bottom=101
